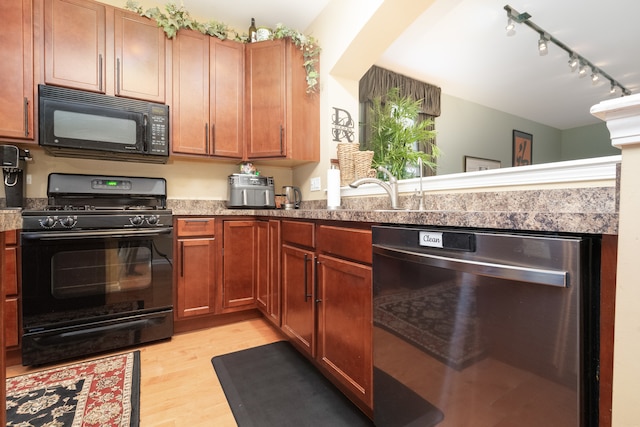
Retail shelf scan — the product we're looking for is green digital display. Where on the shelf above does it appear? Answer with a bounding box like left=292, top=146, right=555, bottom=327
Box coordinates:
left=106, top=181, right=118, bottom=186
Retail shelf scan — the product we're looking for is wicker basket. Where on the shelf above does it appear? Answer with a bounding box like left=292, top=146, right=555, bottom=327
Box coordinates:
left=337, top=143, right=358, bottom=186
left=354, top=150, right=374, bottom=179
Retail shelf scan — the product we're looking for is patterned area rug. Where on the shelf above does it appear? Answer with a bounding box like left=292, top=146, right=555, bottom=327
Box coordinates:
left=6, top=351, right=140, bottom=427
left=375, top=282, right=486, bottom=370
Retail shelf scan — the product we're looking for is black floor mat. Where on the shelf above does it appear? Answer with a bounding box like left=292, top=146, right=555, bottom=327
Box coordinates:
left=212, top=341, right=373, bottom=427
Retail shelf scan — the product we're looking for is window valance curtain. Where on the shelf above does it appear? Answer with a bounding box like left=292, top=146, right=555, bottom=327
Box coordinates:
left=359, top=65, right=441, bottom=117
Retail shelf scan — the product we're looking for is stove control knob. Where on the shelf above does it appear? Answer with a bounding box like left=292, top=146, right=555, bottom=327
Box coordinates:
left=40, top=216, right=56, bottom=228
left=60, top=216, right=76, bottom=228
left=131, top=215, right=144, bottom=226
left=146, top=215, right=159, bottom=225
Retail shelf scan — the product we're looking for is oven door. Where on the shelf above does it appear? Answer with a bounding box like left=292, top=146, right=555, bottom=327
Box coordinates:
left=21, top=227, right=173, bottom=330
left=20, top=227, right=174, bottom=365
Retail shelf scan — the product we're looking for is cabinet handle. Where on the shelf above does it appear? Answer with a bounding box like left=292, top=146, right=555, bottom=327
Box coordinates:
left=303, top=253, right=311, bottom=302
left=98, top=54, right=103, bottom=91
left=314, top=257, right=321, bottom=303
left=211, top=123, right=215, bottom=153
left=116, top=58, right=121, bottom=94
left=205, top=123, right=209, bottom=154
left=279, top=125, right=284, bottom=153
left=184, top=219, right=212, bottom=223
left=180, top=241, right=185, bottom=277
left=23, top=97, right=29, bottom=137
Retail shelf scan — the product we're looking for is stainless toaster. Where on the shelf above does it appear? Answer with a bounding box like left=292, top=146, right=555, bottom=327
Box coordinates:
left=226, top=174, right=276, bottom=208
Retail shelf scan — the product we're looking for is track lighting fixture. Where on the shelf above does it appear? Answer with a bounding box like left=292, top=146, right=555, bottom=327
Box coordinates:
left=504, top=4, right=631, bottom=97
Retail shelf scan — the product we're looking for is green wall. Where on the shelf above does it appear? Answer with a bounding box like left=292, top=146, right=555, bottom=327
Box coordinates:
left=561, top=122, right=620, bottom=160
left=434, top=93, right=616, bottom=175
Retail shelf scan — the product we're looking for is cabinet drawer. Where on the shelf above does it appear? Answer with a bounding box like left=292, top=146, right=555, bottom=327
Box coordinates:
left=176, top=217, right=216, bottom=237
left=282, top=220, right=315, bottom=248
left=317, top=225, right=372, bottom=265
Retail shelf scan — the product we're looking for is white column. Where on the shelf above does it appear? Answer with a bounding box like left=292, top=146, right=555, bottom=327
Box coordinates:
left=591, top=95, right=640, bottom=427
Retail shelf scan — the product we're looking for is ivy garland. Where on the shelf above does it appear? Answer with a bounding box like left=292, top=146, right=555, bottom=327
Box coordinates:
left=124, top=1, right=321, bottom=92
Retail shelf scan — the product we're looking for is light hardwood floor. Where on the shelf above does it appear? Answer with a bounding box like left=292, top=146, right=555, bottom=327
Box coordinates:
left=6, top=317, right=286, bottom=427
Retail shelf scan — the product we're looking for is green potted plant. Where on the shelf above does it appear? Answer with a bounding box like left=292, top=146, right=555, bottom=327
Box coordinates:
left=368, top=88, right=439, bottom=180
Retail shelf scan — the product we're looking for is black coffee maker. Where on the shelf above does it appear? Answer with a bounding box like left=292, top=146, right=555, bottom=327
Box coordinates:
left=1, top=145, right=31, bottom=208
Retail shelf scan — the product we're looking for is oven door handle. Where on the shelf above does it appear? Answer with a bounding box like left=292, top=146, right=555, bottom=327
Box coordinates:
left=373, top=244, right=569, bottom=287
left=22, top=227, right=173, bottom=240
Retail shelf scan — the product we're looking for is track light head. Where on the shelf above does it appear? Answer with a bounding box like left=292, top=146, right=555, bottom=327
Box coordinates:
left=538, top=35, right=548, bottom=56
left=578, top=63, right=588, bottom=78
left=591, top=70, right=600, bottom=85
left=505, top=18, right=516, bottom=36
left=568, top=55, right=579, bottom=72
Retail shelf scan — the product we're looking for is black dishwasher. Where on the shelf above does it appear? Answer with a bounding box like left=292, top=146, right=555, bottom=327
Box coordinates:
left=372, top=225, right=599, bottom=427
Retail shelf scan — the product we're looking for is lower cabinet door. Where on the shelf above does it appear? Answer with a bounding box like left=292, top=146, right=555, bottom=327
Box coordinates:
left=176, top=237, right=216, bottom=317
left=221, top=221, right=258, bottom=311
left=281, top=244, right=316, bottom=357
left=316, top=254, right=373, bottom=409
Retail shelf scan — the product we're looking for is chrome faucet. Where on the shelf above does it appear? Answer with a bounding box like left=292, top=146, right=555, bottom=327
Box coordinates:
left=417, top=157, right=425, bottom=211
left=349, top=166, right=400, bottom=209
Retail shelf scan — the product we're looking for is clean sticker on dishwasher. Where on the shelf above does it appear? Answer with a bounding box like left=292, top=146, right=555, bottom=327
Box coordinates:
left=419, top=231, right=443, bottom=248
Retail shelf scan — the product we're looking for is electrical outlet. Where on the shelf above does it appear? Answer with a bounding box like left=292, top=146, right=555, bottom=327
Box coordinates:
left=310, top=176, right=321, bottom=191
left=26, top=174, right=32, bottom=185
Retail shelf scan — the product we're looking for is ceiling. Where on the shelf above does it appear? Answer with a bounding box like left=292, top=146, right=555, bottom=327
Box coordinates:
left=174, top=0, right=640, bottom=130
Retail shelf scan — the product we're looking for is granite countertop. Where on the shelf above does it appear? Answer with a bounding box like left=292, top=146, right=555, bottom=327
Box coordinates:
left=1, top=186, right=619, bottom=234
left=168, top=186, right=619, bottom=235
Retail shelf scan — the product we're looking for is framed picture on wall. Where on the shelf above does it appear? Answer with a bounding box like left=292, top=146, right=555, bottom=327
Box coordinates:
left=512, top=130, right=532, bottom=166
left=464, top=156, right=501, bottom=172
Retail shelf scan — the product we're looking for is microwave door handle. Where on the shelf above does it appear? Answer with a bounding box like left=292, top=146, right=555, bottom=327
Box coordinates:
left=242, top=189, right=248, bottom=206
left=142, top=114, right=149, bottom=152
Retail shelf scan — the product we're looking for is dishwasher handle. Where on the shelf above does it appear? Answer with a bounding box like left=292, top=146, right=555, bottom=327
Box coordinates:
left=373, top=244, right=569, bottom=288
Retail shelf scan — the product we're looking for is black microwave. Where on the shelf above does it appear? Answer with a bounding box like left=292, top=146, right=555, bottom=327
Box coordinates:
left=38, top=85, right=169, bottom=164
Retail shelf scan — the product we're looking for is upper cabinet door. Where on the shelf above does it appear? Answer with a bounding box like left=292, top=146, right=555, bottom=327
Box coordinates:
left=210, top=38, right=244, bottom=159
left=0, top=0, right=34, bottom=140
left=245, top=40, right=286, bottom=158
left=171, top=29, right=210, bottom=155
left=114, top=10, right=166, bottom=103
left=245, top=39, right=320, bottom=162
left=44, top=0, right=106, bottom=93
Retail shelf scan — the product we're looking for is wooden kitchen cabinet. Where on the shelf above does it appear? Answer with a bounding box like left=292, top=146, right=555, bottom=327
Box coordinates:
left=220, top=220, right=259, bottom=312
left=43, top=0, right=166, bottom=101
left=175, top=218, right=217, bottom=318
left=113, top=8, right=166, bottom=102
left=245, top=38, right=319, bottom=162
left=4, top=230, right=20, bottom=349
left=0, top=0, right=34, bottom=141
left=256, top=220, right=281, bottom=326
left=172, top=29, right=244, bottom=158
left=281, top=220, right=317, bottom=357
left=316, top=224, right=373, bottom=412
left=43, top=0, right=106, bottom=92
left=281, top=221, right=373, bottom=413
left=0, top=231, right=5, bottom=426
